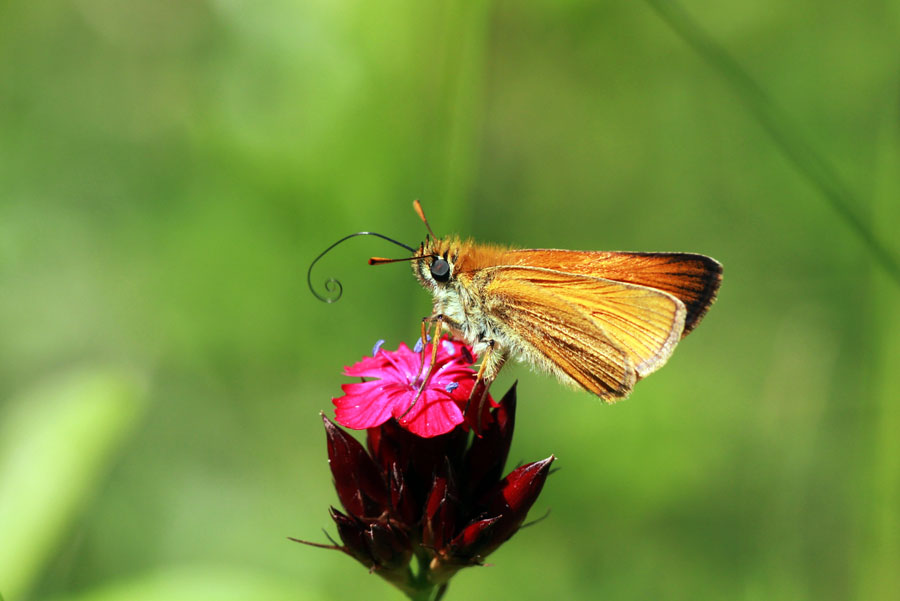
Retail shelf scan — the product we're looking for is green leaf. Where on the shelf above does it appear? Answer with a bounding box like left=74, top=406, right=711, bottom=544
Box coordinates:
left=0, top=368, right=147, bottom=600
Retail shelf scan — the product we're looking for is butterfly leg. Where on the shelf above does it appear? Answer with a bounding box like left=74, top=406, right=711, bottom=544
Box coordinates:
left=399, top=315, right=446, bottom=420
left=414, top=317, right=432, bottom=376
left=466, top=340, right=506, bottom=432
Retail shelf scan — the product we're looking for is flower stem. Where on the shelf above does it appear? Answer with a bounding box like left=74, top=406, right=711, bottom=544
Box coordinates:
left=404, top=583, right=448, bottom=601
left=399, top=547, right=451, bottom=601
left=406, top=587, right=436, bottom=601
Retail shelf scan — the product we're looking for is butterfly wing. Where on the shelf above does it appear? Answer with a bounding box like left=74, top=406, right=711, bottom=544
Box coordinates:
left=504, top=250, right=721, bottom=335
left=480, top=266, right=687, bottom=400
left=481, top=271, right=636, bottom=399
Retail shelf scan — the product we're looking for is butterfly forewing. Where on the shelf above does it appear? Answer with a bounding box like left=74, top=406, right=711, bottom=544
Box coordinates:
left=505, top=250, right=721, bottom=335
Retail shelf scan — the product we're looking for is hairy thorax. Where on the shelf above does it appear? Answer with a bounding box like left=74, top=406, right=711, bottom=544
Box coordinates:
left=412, top=238, right=512, bottom=374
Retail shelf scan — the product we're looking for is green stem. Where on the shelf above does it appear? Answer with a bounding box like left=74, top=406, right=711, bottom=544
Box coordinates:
left=433, top=583, right=449, bottom=601
left=399, top=549, right=443, bottom=601
left=406, top=586, right=437, bottom=601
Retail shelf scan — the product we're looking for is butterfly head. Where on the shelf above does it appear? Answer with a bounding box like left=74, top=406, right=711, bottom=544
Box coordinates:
left=412, top=237, right=460, bottom=291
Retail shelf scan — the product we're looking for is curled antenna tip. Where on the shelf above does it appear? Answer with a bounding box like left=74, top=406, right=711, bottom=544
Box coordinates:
left=308, top=231, right=416, bottom=303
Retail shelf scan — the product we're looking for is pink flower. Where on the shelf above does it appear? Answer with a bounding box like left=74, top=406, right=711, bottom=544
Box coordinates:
left=295, top=385, right=555, bottom=600
left=333, top=337, right=488, bottom=437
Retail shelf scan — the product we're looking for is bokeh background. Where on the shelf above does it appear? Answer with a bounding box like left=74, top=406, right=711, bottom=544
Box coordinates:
left=2, top=1, right=899, bottom=600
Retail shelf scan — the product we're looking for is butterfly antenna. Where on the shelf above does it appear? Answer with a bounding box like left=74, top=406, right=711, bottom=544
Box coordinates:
left=368, top=255, right=434, bottom=265
left=308, top=232, right=416, bottom=303
left=413, top=199, right=437, bottom=239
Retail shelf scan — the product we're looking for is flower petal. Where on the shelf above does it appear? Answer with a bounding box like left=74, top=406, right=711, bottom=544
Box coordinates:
left=333, top=382, right=401, bottom=430
left=397, top=389, right=464, bottom=438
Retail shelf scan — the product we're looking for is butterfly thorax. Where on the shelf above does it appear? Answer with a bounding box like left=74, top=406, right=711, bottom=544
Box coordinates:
left=412, top=237, right=513, bottom=359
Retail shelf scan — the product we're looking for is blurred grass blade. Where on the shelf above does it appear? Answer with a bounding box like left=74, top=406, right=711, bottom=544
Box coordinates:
left=436, top=0, right=492, bottom=214
left=41, top=566, right=322, bottom=601
left=859, top=96, right=900, bottom=601
left=645, top=0, right=900, bottom=287
left=0, top=368, right=147, bottom=601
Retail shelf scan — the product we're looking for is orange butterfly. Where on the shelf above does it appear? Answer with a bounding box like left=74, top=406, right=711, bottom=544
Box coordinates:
left=310, top=201, right=721, bottom=405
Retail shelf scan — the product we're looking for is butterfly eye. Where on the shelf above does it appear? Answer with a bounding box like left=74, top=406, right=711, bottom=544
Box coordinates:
left=430, top=258, right=451, bottom=282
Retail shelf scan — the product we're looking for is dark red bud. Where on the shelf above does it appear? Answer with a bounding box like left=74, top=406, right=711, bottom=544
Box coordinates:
left=323, top=415, right=389, bottom=518
left=389, top=463, right=418, bottom=527
left=461, top=380, right=496, bottom=433
left=368, top=419, right=468, bottom=508
left=422, top=471, right=458, bottom=552
left=364, top=521, right=412, bottom=570
left=495, top=455, right=554, bottom=515
left=330, top=507, right=375, bottom=568
left=450, top=516, right=500, bottom=559
left=366, top=422, right=393, bottom=473
left=464, top=383, right=517, bottom=502
left=452, top=455, right=555, bottom=561
left=461, top=346, right=475, bottom=364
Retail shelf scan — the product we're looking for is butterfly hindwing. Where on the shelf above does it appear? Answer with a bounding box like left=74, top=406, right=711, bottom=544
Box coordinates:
left=480, top=266, right=687, bottom=399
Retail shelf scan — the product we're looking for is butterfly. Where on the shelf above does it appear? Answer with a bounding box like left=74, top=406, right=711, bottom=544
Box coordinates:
left=310, top=200, right=722, bottom=405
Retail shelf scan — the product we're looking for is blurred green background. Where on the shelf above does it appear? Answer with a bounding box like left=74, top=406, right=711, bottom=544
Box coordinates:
left=2, top=1, right=899, bottom=600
